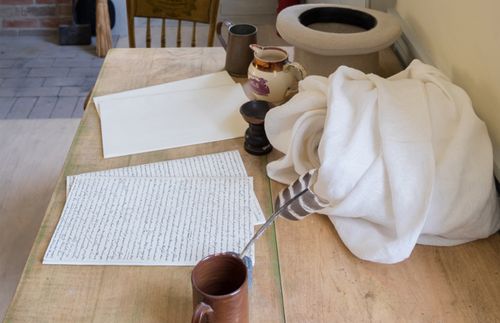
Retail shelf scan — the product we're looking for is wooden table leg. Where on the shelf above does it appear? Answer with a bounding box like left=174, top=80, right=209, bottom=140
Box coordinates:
left=96, top=0, right=112, bottom=57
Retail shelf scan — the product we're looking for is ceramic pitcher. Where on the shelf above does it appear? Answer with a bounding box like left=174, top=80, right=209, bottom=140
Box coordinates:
left=247, top=45, right=306, bottom=104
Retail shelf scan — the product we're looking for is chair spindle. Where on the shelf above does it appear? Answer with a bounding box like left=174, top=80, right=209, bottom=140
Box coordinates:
left=191, top=22, right=196, bottom=47
left=161, top=18, right=166, bottom=48
left=146, top=18, right=151, bottom=48
left=177, top=20, right=182, bottom=47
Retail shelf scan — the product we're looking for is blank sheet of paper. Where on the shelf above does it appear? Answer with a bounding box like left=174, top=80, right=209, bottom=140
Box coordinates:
left=99, top=84, right=249, bottom=158
left=93, top=71, right=235, bottom=114
left=45, top=177, right=256, bottom=266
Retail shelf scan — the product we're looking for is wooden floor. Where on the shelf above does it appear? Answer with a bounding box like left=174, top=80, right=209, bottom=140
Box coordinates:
left=0, top=119, right=79, bottom=320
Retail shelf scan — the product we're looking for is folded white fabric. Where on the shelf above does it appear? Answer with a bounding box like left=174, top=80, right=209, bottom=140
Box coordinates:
left=266, top=60, right=500, bottom=264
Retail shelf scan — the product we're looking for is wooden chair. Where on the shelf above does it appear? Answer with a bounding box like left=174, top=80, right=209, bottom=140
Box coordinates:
left=126, top=0, right=220, bottom=48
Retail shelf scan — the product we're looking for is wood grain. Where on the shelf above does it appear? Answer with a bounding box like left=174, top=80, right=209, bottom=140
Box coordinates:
left=268, top=150, right=500, bottom=323
left=4, top=48, right=283, bottom=323
left=6, top=47, right=495, bottom=323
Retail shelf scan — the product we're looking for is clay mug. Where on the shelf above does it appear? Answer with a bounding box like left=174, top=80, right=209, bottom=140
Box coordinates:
left=191, top=252, right=249, bottom=323
left=216, top=20, right=257, bottom=77
left=248, top=44, right=306, bottom=104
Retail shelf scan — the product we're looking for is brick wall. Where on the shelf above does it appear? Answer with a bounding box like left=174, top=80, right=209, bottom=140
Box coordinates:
left=0, top=0, right=73, bottom=36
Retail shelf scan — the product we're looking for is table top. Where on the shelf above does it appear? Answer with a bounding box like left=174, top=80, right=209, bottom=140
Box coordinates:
left=5, top=47, right=500, bottom=323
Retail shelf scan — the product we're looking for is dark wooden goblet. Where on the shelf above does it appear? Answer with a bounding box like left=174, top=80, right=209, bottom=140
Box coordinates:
left=239, top=100, right=273, bottom=155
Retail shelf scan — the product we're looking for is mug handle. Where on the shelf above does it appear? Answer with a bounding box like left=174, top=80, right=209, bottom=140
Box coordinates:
left=216, top=19, right=233, bottom=50
left=284, top=62, right=307, bottom=95
left=191, top=302, right=214, bottom=323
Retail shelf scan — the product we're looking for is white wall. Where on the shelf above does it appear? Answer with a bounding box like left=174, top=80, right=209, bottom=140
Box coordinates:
left=395, top=0, right=500, bottom=178
left=111, top=0, right=128, bottom=36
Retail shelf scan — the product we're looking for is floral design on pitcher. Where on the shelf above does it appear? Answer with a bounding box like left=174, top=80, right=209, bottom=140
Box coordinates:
left=249, top=76, right=270, bottom=96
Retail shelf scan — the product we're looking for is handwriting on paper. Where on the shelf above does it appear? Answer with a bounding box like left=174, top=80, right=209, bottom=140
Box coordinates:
left=45, top=177, right=256, bottom=266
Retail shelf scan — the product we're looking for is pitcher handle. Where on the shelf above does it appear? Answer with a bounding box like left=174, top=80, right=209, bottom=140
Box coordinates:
left=216, top=19, right=233, bottom=50
left=284, top=62, right=307, bottom=95
left=191, top=302, right=214, bottom=323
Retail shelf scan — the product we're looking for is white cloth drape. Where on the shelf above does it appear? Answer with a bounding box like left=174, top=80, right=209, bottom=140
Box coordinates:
left=265, top=60, right=500, bottom=264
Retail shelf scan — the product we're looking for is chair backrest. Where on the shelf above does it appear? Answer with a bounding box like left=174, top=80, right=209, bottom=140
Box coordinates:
left=126, top=0, right=220, bottom=48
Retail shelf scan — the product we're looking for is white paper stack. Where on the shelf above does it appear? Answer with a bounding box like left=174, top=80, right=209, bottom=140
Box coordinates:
left=44, top=151, right=265, bottom=266
left=94, top=72, right=249, bottom=158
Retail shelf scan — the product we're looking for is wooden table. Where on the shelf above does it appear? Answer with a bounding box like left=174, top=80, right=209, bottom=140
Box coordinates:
left=5, top=48, right=500, bottom=323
